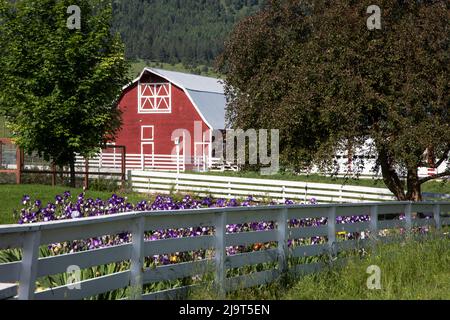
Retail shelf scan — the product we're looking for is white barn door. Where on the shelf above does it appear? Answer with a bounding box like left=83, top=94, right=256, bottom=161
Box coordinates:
left=141, top=125, right=154, bottom=170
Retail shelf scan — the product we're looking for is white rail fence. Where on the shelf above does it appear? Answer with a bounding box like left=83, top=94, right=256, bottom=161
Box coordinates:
left=75, top=154, right=226, bottom=172
left=0, top=202, right=449, bottom=300
left=130, top=171, right=397, bottom=203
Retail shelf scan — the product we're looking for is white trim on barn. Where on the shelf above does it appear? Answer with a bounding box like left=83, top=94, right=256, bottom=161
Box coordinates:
left=137, top=82, right=172, bottom=114
left=141, top=125, right=154, bottom=141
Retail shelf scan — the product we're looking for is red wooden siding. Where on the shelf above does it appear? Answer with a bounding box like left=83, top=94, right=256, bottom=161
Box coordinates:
left=114, top=72, right=211, bottom=164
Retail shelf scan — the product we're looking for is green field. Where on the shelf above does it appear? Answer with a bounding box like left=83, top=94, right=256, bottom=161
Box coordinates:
left=189, top=234, right=450, bottom=300
left=0, top=185, right=146, bottom=225
left=1, top=171, right=449, bottom=225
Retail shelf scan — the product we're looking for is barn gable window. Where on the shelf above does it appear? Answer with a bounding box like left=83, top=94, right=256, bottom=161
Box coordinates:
left=138, top=82, right=172, bottom=113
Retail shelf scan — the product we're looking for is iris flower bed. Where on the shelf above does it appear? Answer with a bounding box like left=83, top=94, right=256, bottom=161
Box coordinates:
left=4, top=192, right=433, bottom=299
left=14, top=192, right=376, bottom=263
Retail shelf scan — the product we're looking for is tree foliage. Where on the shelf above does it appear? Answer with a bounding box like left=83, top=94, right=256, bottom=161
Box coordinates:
left=111, top=0, right=265, bottom=65
left=218, top=0, right=450, bottom=200
left=0, top=0, right=129, bottom=184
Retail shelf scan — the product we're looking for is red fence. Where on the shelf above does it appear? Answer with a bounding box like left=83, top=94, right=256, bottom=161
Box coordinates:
left=0, top=140, right=126, bottom=189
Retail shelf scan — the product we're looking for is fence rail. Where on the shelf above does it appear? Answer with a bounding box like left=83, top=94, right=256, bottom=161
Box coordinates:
left=0, top=201, right=449, bottom=300
left=75, top=154, right=227, bottom=172
left=130, top=171, right=397, bottom=203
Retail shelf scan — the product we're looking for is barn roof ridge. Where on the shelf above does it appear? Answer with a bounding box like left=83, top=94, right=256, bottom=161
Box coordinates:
left=149, top=68, right=225, bottom=94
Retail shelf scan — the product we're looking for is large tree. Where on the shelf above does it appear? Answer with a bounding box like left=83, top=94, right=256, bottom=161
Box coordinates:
left=0, top=0, right=129, bottom=186
left=218, top=0, right=450, bottom=201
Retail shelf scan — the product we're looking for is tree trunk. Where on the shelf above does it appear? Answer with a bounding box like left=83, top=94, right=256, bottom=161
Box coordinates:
left=69, top=159, right=76, bottom=188
left=406, top=168, right=422, bottom=202
left=378, top=149, right=406, bottom=200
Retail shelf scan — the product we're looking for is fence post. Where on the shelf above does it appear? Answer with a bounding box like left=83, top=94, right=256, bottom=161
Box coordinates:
left=130, top=217, right=145, bottom=300
left=121, top=147, right=126, bottom=189
left=369, top=205, right=379, bottom=242
left=51, top=163, right=57, bottom=187
left=277, top=207, right=288, bottom=273
left=84, top=159, right=89, bottom=190
left=214, top=212, right=226, bottom=297
left=15, top=147, right=22, bottom=184
left=404, top=202, right=412, bottom=232
left=327, top=206, right=337, bottom=258
left=18, top=231, right=41, bottom=300
left=127, top=170, right=132, bottom=192
left=433, top=204, right=441, bottom=231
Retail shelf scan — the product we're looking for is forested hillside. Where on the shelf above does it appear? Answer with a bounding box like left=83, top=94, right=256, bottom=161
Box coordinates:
left=112, top=0, right=265, bottom=66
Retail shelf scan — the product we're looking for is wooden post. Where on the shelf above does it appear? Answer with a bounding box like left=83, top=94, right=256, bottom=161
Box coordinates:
left=51, top=163, right=57, bottom=187
left=214, top=212, right=226, bottom=297
left=84, top=159, right=89, bottom=190
left=0, top=141, right=3, bottom=168
left=18, top=231, right=41, bottom=300
left=121, top=146, right=126, bottom=190
left=328, top=206, right=337, bottom=258
left=277, top=207, right=288, bottom=273
left=369, top=205, right=379, bottom=241
left=15, top=147, right=22, bottom=185
left=127, top=170, right=132, bottom=192
left=130, top=217, right=145, bottom=300
left=433, top=204, right=441, bottom=231
left=404, top=202, right=412, bottom=232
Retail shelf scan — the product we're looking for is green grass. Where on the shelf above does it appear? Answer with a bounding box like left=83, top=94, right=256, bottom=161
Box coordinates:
left=189, top=233, right=450, bottom=300
left=2, top=170, right=449, bottom=224
left=0, top=184, right=146, bottom=225
left=284, top=235, right=450, bottom=300
left=187, top=171, right=450, bottom=195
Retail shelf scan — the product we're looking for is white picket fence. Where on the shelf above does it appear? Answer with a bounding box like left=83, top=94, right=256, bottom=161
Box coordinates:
left=0, top=201, right=449, bottom=300
left=130, top=171, right=397, bottom=203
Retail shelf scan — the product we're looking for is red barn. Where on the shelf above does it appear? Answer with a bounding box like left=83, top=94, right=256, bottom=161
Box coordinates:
left=113, top=68, right=226, bottom=171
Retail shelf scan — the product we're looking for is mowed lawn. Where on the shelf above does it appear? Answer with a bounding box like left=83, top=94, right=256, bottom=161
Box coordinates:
left=0, top=185, right=147, bottom=225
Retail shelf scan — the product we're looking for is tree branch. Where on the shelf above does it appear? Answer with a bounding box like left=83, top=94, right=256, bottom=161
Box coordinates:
left=419, top=170, right=450, bottom=184
left=435, top=147, right=450, bottom=168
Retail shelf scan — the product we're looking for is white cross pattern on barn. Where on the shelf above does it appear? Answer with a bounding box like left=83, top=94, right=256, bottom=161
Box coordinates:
left=138, top=82, right=171, bottom=113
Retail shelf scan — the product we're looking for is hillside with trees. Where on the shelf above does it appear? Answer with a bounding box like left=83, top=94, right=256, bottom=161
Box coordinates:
left=112, top=0, right=265, bottom=67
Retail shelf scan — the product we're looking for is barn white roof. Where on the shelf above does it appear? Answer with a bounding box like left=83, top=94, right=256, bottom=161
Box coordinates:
left=151, top=68, right=224, bottom=94
left=127, top=68, right=227, bottom=129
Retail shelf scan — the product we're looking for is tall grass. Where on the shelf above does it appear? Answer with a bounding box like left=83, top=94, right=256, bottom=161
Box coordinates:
left=285, top=234, right=450, bottom=300
left=189, top=233, right=450, bottom=300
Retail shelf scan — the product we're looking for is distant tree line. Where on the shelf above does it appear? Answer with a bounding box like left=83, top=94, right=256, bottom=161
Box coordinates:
left=112, top=0, right=265, bottom=66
